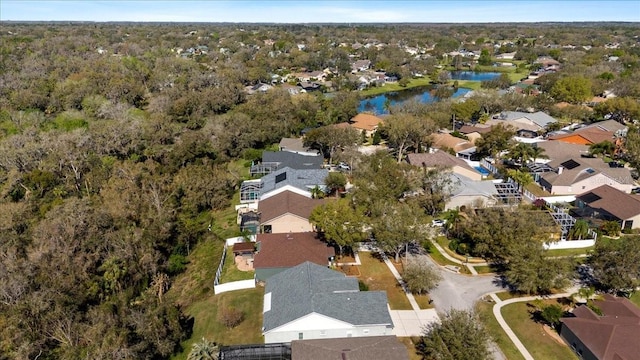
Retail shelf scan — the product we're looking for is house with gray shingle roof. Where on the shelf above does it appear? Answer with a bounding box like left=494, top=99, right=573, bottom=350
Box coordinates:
left=291, top=335, right=409, bottom=360
left=487, top=111, right=557, bottom=137
left=250, top=151, right=323, bottom=176
left=263, top=261, right=393, bottom=343
left=538, top=157, right=634, bottom=195
left=240, top=167, right=329, bottom=203
left=446, top=173, right=499, bottom=210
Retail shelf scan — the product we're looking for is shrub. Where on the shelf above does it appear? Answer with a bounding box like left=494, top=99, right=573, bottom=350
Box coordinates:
left=168, top=254, right=189, bottom=275
left=218, top=305, right=244, bottom=328
left=358, top=280, right=369, bottom=291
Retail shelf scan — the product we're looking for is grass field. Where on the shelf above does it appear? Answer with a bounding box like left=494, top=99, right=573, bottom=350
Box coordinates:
left=359, top=77, right=433, bottom=96
left=171, top=288, right=264, bottom=360
left=631, top=292, right=640, bottom=308
left=475, top=301, right=525, bottom=360
left=474, top=265, right=496, bottom=274
left=501, top=299, right=578, bottom=360
left=358, top=251, right=412, bottom=310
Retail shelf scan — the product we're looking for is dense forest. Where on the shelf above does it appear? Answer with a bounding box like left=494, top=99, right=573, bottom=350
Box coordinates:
left=0, top=22, right=639, bottom=359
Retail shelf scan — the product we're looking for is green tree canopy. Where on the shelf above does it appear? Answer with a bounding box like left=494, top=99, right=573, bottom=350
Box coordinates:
left=417, top=309, right=490, bottom=360
left=550, top=76, right=593, bottom=104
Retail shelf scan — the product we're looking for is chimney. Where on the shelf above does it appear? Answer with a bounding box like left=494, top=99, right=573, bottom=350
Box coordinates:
left=557, top=166, right=564, bottom=174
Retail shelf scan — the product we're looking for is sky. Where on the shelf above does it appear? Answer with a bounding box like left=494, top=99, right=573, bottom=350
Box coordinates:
left=1, top=1, right=639, bottom=23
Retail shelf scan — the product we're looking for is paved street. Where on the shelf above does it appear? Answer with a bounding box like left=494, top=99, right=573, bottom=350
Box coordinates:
left=414, top=254, right=506, bottom=312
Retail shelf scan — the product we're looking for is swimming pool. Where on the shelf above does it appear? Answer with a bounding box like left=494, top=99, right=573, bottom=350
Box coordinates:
left=474, top=166, right=491, bottom=176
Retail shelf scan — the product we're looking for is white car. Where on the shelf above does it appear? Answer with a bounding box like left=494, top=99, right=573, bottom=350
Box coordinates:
left=431, top=219, right=446, bottom=227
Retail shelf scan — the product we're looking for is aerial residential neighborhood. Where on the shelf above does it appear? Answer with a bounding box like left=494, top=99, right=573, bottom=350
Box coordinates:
left=1, top=1, right=640, bottom=360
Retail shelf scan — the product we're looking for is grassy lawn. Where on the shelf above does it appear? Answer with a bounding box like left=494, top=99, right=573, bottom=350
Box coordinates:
left=427, top=246, right=471, bottom=275
left=219, top=245, right=255, bottom=283
left=451, top=80, right=481, bottom=90
left=501, top=300, right=578, bottom=360
left=475, top=301, right=525, bottom=360
left=358, top=252, right=412, bottom=310
left=525, top=182, right=551, bottom=197
left=545, top=246, right=594, bottom=258
left=359, top=77, right=433, bottom=96
left=474, top=265, right=496, bottom=274
left=414, top=293, right=434, bottom=309
left=630, top=292, right=640, bottom=308
left=398, top=337, right=422, bottom=360
left=171, top=288, right=264, bottom=360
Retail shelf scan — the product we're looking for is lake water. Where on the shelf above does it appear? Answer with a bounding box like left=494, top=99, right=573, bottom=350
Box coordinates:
left=358, top=71, right=501, bottom=115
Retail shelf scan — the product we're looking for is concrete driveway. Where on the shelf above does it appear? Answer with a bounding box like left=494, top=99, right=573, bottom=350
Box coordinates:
left=389, top=308, right=439, bottom=337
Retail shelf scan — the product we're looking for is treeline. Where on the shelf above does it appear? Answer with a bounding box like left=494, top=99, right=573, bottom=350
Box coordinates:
left=0, top=21, right=639, bottom=359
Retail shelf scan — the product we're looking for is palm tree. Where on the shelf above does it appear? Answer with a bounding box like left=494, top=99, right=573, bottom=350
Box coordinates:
left=509, top=143, right=534, bottom=165
left=188, top=338, right=219, bottom=360
left=568, top=219, right=590, bottom=240
left=530, top=146, right=548, bottom=163
left=443, top=208, right=462, bottom=238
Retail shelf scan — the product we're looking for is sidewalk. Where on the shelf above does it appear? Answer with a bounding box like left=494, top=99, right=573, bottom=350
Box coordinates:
left=488, top=288, right=579, bottom=360
left=431, top=241, right=488, bottom=275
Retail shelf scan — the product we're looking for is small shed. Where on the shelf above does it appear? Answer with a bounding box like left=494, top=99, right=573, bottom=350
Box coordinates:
left=232, top=242, right=256, bottom=259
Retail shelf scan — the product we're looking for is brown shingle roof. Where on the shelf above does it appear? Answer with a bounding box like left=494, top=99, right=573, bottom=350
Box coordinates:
left=406, top=151, right=479, bottom=174
left=458, top=125, right=492, bottom=135
left=549, top=127, right=615, bottom=144
left=350, top=113, right=383, bottom=132
left=258, top=191, right=328, bottom=223
left=232, top=242, right=255, bottom=253
left=291, top=336, right=409, bottom=360
left=540, top=156, right=633, bottom=187
left=576, top=185, right=640, bottom=220
left=253, top=232, right=335, bottom=269
left=561, top=295, right=640, bottom=360
left=431, top=133, right=476, bottom=153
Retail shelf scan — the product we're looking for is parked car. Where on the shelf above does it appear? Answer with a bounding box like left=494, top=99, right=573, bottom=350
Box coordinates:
left=338, top=162, right=350, bottom=171
left=431, top=219, right=446, bottom=227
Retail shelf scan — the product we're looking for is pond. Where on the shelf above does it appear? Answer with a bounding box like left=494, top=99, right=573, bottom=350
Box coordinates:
left=358, top=71, right=501, bottom=115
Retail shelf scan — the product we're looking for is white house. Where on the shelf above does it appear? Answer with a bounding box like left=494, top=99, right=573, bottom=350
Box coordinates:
left=262, top=262, right=393, bottom=343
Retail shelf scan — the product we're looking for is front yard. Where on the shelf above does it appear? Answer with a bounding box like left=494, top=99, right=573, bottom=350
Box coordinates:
left=501, top=299, right=578, bottom=360
left=357, top=251, right=413, bottom=310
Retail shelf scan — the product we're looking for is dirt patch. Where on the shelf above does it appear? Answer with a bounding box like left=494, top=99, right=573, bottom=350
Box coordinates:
left=337, top=264, right=361, bottom=276
left=235, top=255, right=254, bottom=271
left=541, top=324, right=565, bottom=345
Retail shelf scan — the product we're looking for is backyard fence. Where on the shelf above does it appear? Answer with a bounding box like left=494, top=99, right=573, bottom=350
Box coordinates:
left=214, top=245, right=227, bottom=286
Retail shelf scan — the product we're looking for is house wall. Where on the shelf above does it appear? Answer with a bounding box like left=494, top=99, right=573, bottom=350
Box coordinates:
left=452, top=166, right=482, bottom=181
left=559, top=325, right=598, bottom=360
left=263, top=214, right=313, bottom=233
left=445, top=195, right=494, bottom=210
left=624, top=213, right=640, bottom=230
left=551, top=174, right=633, bottom=195
left=264, top=313, right=392, bottom=343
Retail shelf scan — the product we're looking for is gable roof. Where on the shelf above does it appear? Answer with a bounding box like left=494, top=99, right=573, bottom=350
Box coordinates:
left=449, top=173, right=498, bottom=198
left=458, top=124, right=493, bottom=135
left=576, top=185, right=640, bottom=220
left=253, top=233, right=335, bottom=270
left=561, top=295, right=640, bottom=360
left=582, top=119, right=627, bottom=134
left=350, top=113, right=383, bottom=132
left=540, top=156, right=633, bottom=187
left=406, top=151, right=480, bottom=175
left=258, top=190, right=329, bottom=223
left=532, top=141, right=590, bottom=160
left=279, top=137, right=319, bottom=155
left=263, top=262, right=392, bottom=333
left=262, top=151, right=323, bottom=170
left=261, top=167, right=329, bottom=196
left=497, top=111, right=557, bottom=129
left=549, top=127, right=615, bottom=145
left=431, top=133, right=476, bottom=154
left=291, top=336, right=409, bottom=360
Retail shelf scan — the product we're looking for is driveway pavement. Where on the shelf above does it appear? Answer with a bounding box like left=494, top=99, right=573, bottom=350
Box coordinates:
left=389, top=308, right=440, bottom=337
